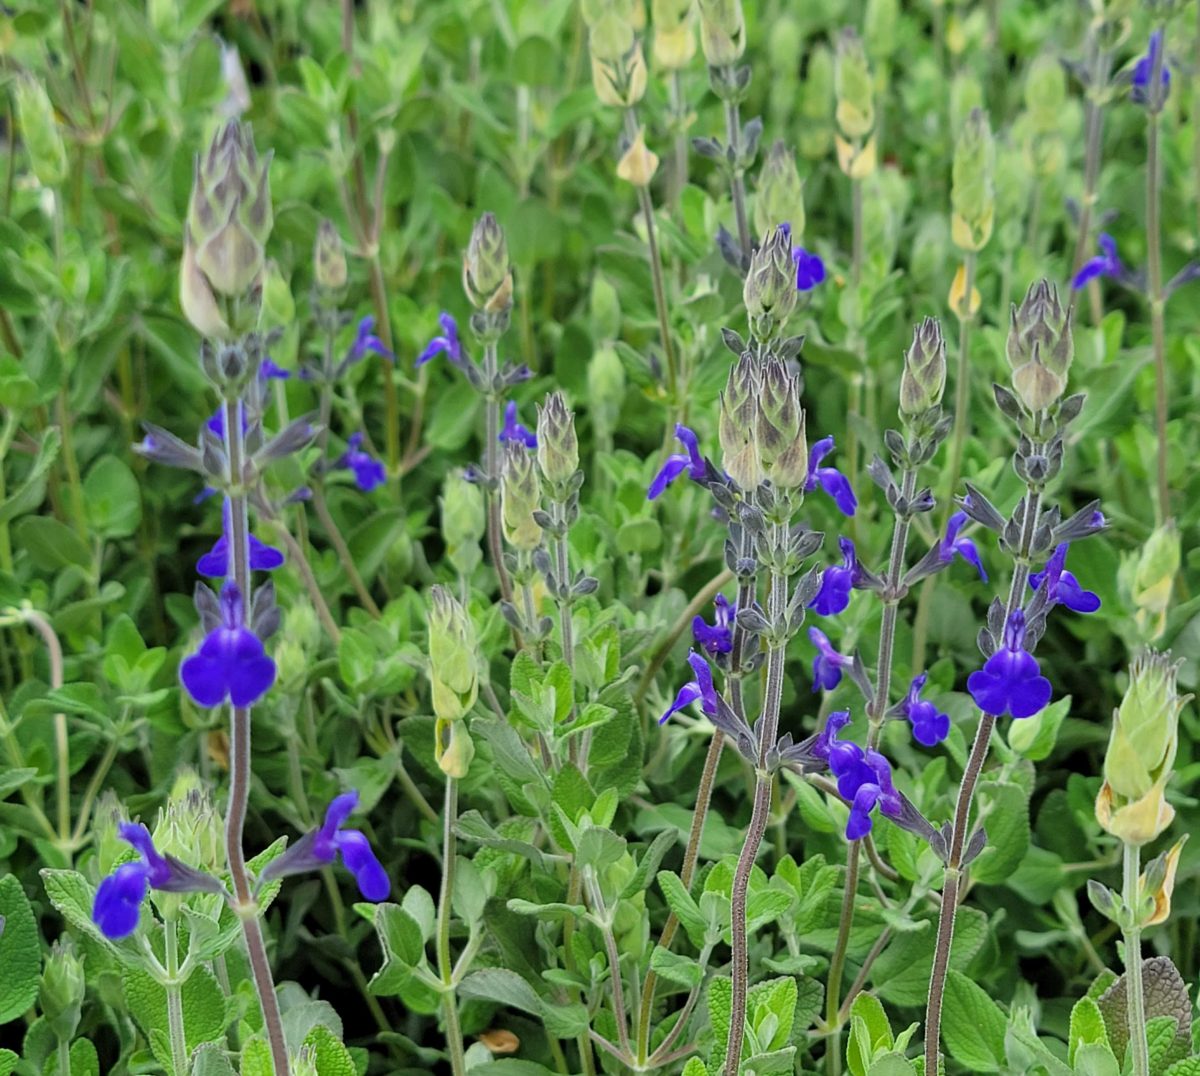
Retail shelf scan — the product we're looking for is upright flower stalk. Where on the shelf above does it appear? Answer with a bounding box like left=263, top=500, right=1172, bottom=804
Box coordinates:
left=833, top=28, right=876, bottom=288
left=923, top=279, right=1101, bottom=1074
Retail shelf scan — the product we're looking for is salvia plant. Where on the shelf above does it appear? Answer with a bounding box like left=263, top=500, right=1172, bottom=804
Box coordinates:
left=0, top=2, right=1198, bottom=1076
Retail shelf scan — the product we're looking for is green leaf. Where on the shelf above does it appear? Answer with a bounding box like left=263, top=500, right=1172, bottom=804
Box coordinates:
left=457, top=969, right=542, bottom=1016
left=121, top=964, right=228, bottom=1059
left=940, top=970, right=1007, bottom=1072
left=1069, top=996, right=1109, bottom=1064
left=657, top=871, right=708, bottom=947
left=681, top=1060, right=708, bottom=1076
left=0, top=428, right=60, bottom=525
left=300, top=1025, right=356, bottom=1076
left=867, top=1055, right=918, bottom=1076
left=1007, top=695, right=1070, bottom=761
left=83, top=455, right=141, bottom=539
left=1148, top=1015, right=1190, bottom=1074
left=0, top=875, right=40, bottom=1024
left=1071, top=1043, right=1120, bottom=1076
left=0, top=768, right=38, bottom=801
left=970, top=781, right=1030, bottom=885
left=0, top=1049, right=16, bottom=1076
left=748, top=976, right=797, bottom=1052
left=872, top=907, right=988, bottom=1007
left=848, top=993, right=893, bottom=1076
left=189, top=1044, right=237, bottom=1076
left=374, top=904, right=425, bottom=966
left=649, top=947, right=703, bottom=988
left=709, top=976, right=733, bottom=1064
left=1164, top=1060, right=1200, bottom=1076
left=14, top=517, right=92, bottom=572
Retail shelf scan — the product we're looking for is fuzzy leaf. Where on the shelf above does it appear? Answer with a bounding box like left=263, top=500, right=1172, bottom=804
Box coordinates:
left=1069, top=996, right=1108, bottom=1064
left=940, top=970, right=1007, bottom=1072
left=0, top=876, right=39, bottom=1024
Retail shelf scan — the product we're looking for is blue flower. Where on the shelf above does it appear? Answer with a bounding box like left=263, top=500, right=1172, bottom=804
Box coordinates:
left=1029, top=543, right=1101, bottom=614
left=939, top=512, right=987, bottom=581
left=1073, top=233, right=1124, bottom=290
left=804, top=437, right=857, bottom=516
left=311, top=791, right=390, bottom=901
left=693, top=594, right=735, bottom=655
left=498, top=401, right=537, bottom=448
left=417, top=312, right=462, bottom=367
left=793, top=246, right=826, bottom=291
left=810, top=537, right=860, bottom=616
left=967, top=610, right=1052, bottom=719
left=180, top=581, right=276, bottom=708
left=260, top=358, right=292, bottom=379
left=337, top=432, right=386, bottom=492
left=659, top=651, right=719, bottom=725
left=197, top=501, right=285, bottom=577
left=1131, top=28, right=1170, bottom=107
left=810, top=627, right=853, bottom=691
left=812, top=713, right=902, bottom=839
left=900, top=673, right=951, bottom=747
left=648, top=425, right=707, bottom=500
left=349, top=316, right=395, bottom=363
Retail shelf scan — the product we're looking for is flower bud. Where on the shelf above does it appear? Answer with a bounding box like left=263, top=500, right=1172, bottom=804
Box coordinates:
left=463, top=212, right=513, bottom=315
left=835, top=133, right=877, bottom=179
left=588, top=9, right=636, bottom=60
left=834, top=30, right=875, bottom=140
left=437, top=720, right=476, bottom=779
left=754, top=141, right=805, bottom=238
left=652, top=0, right=696, bottom=69
left=1140, top=835, right=1187, bottom=926
left=14, top=75, right=67, bottom=188
left=180, top=235, right=233, bottom=339
left=616, top=127, right=659, bottom=187
left=899, top=316, right=947, bottom=418
left=1007, top=279, right=1073, bottom=380
left=588, top=344, right=626, bottom=441
left=276, top=600, right=320, bottom=688
left=1119, top=523, right=1179, bottom=641
left=863, top=0, right=900, bottom=63
left=950, top=108, right=995, bottom=251
left=1097, top=650, right=1186, bottom=845
left=501, top=443, right=543, bottom=552
left=40, top=938, right=85, bottom=1043
left=799, top=44, right=835, bottom=161
left=314, top=219, right=348, bottom=292
left=442, top=470, right=486, bottom=577
left=155, top=770, right=223, bottom=872
left=536, top=392, right=580, bottom=488
left=1012, top=357, right=1066, bottom=413
left=187, top=122, right=273, bottom=298
left=1024, top=54, right=1066, bottom=134
left=756, top=358, right=807, bottom=488
left=744, top=226, right=799, bottom=343
left=719, top=354, right=762, bottom=490
left=428, top=586, right=479, bottom=723
left=698, top=0, right=745, bottom=67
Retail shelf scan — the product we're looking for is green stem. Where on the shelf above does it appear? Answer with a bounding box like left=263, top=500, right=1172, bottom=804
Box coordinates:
left=483, top=344, right=517, bottom=613
left=944, top=252, right=977, bottom=516
left=437, top=777, right=467, bottom=1076
left=851, top=177, right=864, bottom=289
left=1146, top=102, right=1169, bottom=525
left=165, top=918, right=189, bottom=1076
left=723, top=94, right=752, bottom=261
left=55, top=1040, right=70, bottom=1076
left=1123, top=843, right=1150, bottom=1076
left=24, top=610, right=71, bottom=846
left=669, top=69, right=689, bottom=208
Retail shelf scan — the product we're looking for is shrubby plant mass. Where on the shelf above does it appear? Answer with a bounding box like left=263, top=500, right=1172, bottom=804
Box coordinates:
left=1, top=0, right=1200, bottom=1074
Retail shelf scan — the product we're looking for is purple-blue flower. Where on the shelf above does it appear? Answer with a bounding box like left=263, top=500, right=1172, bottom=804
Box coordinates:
left=648, top=425, right=707, bottom=500
left=260, top=357, right=291, bottom=379
left=810, top=627, right=853, bottom=691
left=1029, top=543, right=1101, bottom=614
left=416, top=312, right=462, bottom=367
left=900, top=673, right=951, bottom=747
left=810, top=537, right=860, bottom=616
left=793, top=247, right=826, bottom=291
left=659, top=651, right=719, bottom=725
left=939, top=512, right=987, bottom=581
left=337, top=432, right=386, bottom=492
left=349, top=316, right=395, bottom=363
left=693, top=594, right=735, bottom=655
left=311, top=790, right=390, bottom=901
left=197, top=501, right=285, bottom=577
left=499, top=401, right=537, bottom=448
left=967, top=610, right=1052, bottom=719
left=1131, top=29, right=1170, bottom=107
left=1072, top=234, right=1123, bottom=290
left=812, top=713, right=902, bottom=839
left=180, top=581, right=276, bottom=708
left=804, top=437, right=857, bottom=516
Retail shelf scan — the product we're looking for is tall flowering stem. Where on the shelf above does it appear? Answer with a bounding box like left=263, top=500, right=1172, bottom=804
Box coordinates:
left=1143, top=27, right=1169, bottom=524
left=1122, top=843, right=1150, bottom=1076
left=484, top=342, right=517, bottom=609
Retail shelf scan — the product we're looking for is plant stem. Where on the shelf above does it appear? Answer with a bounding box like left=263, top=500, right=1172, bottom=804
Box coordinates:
left=669, top=70, right=689, bottom=208
left=483, top=343, right=517, bottom=610
left=257, top=500, right=342, bottom=643
left=165, top=918, right=189, bottom=1076
left=1070, top=37, right=1112, bottom=324
left=437, top=777, right=467, bottom=1076
left=944, top=252, right=977, bottom=516
left=824, top=469, right=917, bottom=1071
left=55, top=1040, right=70, bottom=1076
left=724, top=555, right=788, bottom=1076
left=24, top=610, right=70, bottom=846
left=1122, top=842, right=1150, bottom=1076
left=923, top=486, right=1040, bottom=1076
left=723, top=94, right=752, bottom=262
left=224, top=396, right=290, bottom=1076
left=851, top=177, right=864, bottom=288
left=1145, top=101, right=1169, bottom=525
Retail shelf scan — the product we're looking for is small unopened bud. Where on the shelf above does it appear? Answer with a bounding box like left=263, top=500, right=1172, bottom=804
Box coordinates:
left=863, top=0, right=900, bottom=63
left=180, top=235, right=232, bottom=339
left=899, top=317, right=947, bottom=418
left=754, top=142, right=805, bottom=238
left=697, top=0, right=745, bottom=67
left=588, top=344, right=626, bottom=441
left=437, top=720, right=476, bottom=778
left=951, top=108, right=995, bottom=252
left=428, top=586, right=479, bottom=723
left=834, top=30, right=875, bottom=140
left=187, top=122, right=273, bottom=298
left=1119, top=523, right=1179, bottom=642
left=616, top=127, right=659, bottom=187
left=1140, top=835, right=1187, bottom=926
left=1007, top=279, right=1073, bottom=380
left=1097, top=650, right=1187, bottom=846
left=719, top=354, right=762, bottom=491
left=442, top=471, right=486, bottom=577
left=1024, top=54, right=1066, bottom=134
left=40, top=938, right=85, bottom=1043
left=155, top=772, right=223, bottom=872
left=314, top=219, right=348, bottom=292
left=744, top=225, right=798, bottom=342
left=536, top=392, right=579, bottom=488
left=14, top=75, right=67, bottom=188
left=948, top=263, right=981, bottom=321
left=501, top=443, right=543, bottom=552
left=756, top=358, right=807, bottom=488
left=652, top=0, right=696, bottom=69
left=799, top=45, right=835, bottom=161
left=835, top=133, right=877, bottom=179
left=1012, top=357, right=1066, bottom=413
left=591, top=39, right=648, bottom=107
left=463, top=212, right=513, bottom=314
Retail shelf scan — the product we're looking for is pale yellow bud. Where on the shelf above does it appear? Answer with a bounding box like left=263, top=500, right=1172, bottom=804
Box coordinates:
left=616, top=128, right=660, bottom=187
